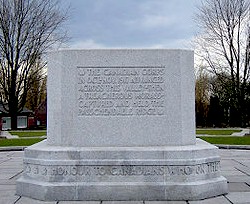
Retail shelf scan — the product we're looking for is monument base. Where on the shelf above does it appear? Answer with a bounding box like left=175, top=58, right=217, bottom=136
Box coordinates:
left=16, top=139, right=228, bottom=201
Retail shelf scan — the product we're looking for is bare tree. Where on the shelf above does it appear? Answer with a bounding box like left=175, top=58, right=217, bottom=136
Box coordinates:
left=25, top=61, right=47, bottom=112
left=195, top=66, right=211, bottom=126
left=195, top=0, right=250, bottom=126
left=0, top=0, right=67, bottom=129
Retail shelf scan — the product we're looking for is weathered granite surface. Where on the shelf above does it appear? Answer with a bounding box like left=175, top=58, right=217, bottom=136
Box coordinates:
left=3, top=149, right=250, bottom=203
left=16, top=49, right=228, bottom=200
left=47, top=49, right=195, bottom=147
left=17, top=139, right=227, bottom=200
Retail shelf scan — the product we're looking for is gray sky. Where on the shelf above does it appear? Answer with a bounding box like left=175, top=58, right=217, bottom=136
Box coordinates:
left=62, top=0, right=200, bottom=49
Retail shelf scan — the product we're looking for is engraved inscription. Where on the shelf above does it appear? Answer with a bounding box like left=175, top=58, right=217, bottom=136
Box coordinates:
left=24, top=162, right=220, bottom=178
left=77, top=66, right=166, bottom=116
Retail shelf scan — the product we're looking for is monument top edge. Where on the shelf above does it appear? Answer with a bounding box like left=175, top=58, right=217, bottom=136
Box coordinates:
left=49, top=48, right=194, bottom=53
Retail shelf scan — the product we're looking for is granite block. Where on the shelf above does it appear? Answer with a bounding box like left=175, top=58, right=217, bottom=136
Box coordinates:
left=103, top=202, right=143, bottom=204
left=145, top=202, right=187, bottom=204
left=225, top=192, right=250, bottom=203
left=17, top=139, right=228, bottom=201
left=47, top=49, right=195, bottom=147
left=16, top=197, right=57, bottom=204
left=17, top=49, right=227, bottom=201
left=0, top=196, right=20, bottom=204
left=228, top=182, right=250, bottom=192
left=59, top=202, right=100, bottom=204
left=189, top=196, right=231, bottom=204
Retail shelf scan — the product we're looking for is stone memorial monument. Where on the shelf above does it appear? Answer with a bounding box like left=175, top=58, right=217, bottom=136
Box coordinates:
left=16, top=49, right=228, bottom=201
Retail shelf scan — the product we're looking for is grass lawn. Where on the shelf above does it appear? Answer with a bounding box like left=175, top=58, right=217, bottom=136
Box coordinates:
left=0, top=138, right=45, bottom=147
left=9, top=130, right=46, bottom=137
left=196, top=129, right=241, bottom=135
left=1, top=129, right=248, bottom=147
left=198, top=136, right=250, bottom=145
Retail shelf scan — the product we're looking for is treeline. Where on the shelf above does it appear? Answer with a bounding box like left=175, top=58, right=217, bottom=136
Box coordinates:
left=195, top=69, right=250, bottom=127
left=194, top=0, right=250, bottom=128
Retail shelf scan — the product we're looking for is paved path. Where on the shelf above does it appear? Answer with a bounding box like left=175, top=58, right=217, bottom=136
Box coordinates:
left=232, top=129, right=250, bottom=136
left=0, top=131, right=47, bottom=139
left=197, top=128, right=250, bottom=137
left=1, top=150, right=250, bottom=204
left=0, top=131, right=19, bottom=139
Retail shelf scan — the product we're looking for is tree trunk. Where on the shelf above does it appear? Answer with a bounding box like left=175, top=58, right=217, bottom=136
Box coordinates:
left=9, top=96, right=18, bottom=130
left=10, top=113, right=17, bottom=130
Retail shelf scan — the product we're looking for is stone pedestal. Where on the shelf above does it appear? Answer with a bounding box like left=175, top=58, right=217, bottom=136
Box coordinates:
left=17, top=139, right=227, bottom=201
left=16, top=49, right=228, bottom=200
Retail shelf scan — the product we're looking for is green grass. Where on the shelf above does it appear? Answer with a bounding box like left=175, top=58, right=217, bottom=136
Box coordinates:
left=198, top=136, right=250, bottom=145
left=196, top=129, right=241, bottom=135
left=9, top=131, right=46, bottom=137
left=0, top=138, right=45, bottom=147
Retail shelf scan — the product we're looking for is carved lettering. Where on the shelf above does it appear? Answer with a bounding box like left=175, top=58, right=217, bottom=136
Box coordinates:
left=77, top=66, right=166, bottom=116
left=24, top=162, right=220, bottom=179
left=33, top=166, right=39, bottom=174
left=25, top=165, right=31, bottom=173
left=42, top=168, right=47, bottom=176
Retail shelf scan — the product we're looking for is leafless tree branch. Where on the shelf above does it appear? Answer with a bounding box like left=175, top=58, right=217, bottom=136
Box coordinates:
left=0, top=0, right=68, bottom=129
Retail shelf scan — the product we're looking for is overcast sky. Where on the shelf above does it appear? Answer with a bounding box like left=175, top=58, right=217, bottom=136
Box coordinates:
left=62, top=0, right=200, bottom=49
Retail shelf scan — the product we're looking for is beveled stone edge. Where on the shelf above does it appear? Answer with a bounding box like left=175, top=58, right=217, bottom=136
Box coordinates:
left=24, top=139, right=219, bottom=163
left=27, top=138, right=216, bottom=151
left=16, top=176, right=228, bottom=201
